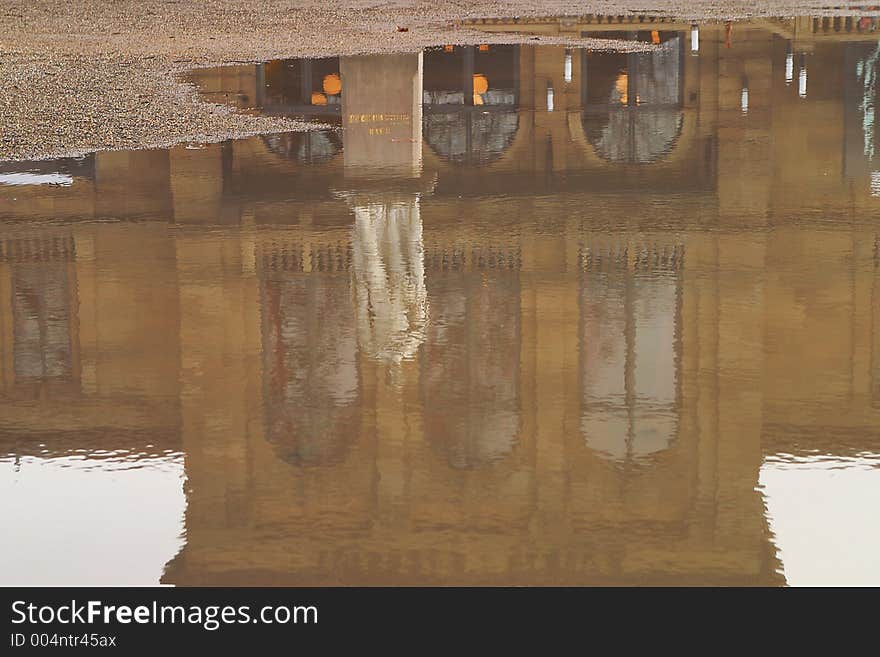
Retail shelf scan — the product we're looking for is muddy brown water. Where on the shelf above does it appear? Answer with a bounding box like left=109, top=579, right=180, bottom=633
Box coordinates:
left=1, top=18, right=879, bottom=586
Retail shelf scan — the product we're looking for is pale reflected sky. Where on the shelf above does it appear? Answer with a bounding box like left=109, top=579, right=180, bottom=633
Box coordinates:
left=761, top=456, right=880, bottom=587
left=3, top=452, right=878, bottom=585
left=0, top=455, right=186, bottom=586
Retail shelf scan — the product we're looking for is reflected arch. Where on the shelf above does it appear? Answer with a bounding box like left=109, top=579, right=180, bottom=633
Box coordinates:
left=581, top=35, right=685, bottom=165
left=261, top=131, right=343, bottom=166
left=420, top=274, right=522, bottom=468
left=422, top=45, right=521, bottom=167
left=578, top=238, right=684, bottom=466
left=260, top=267, right=361, bottom=467
left=424, top=111, right=520, bottom=166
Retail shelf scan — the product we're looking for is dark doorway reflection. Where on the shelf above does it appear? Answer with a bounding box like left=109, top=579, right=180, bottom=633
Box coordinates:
left=583, top=33, right=684, bottom=164
left=423, top=45, right=520, bottom=166
left=262, top=57, right=343, bottom=120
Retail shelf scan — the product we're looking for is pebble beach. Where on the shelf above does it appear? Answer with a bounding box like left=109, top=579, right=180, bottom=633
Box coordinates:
left=0, top=0, right=864, bottom=161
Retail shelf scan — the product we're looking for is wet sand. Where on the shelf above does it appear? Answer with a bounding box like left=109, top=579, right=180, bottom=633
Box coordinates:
left=0, top=1, right=867, bottom=161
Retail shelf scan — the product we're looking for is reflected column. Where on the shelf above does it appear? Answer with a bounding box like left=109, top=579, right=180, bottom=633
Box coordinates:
left=339, top=52, right=429, bottom=524
left=174, top=225, right=264, bottom=532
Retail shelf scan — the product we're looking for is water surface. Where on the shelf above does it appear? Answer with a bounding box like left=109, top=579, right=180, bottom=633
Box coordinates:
left=2, top=16, right=880, bottom=586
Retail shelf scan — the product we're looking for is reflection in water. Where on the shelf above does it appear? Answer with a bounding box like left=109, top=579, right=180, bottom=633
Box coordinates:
left=761, top=456, right=880, bottom=586
left=422, top=274, right=520, bottom=468
left=423, top=45, right=519, bottom=166
left=351, top=199, right=428, bottom=363
left=262, top=131, right=343, bottom=165
left=580, top=257, right=679, bottom=462
left=12, top=263, right=73, bottom=383
left=583, top=36, right=684, bottom=164
left=424, top=112, right=520, bottom=166
left=263, top=57, right=343, bottom=116
left=2, top=18, right=880, bottom=585
left=856, top=43, right=880, bottom=162
left=261, top=272, right=360, bottom=466
left=0, top=455, right=185, bottom=586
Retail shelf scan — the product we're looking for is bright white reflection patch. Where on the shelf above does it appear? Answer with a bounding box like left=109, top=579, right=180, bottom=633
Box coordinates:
left=0, top=455, right=186, bottom=585
left=0, top=173, right=74, bottom=186
left=870, top=171, right=880, bottom=196
left=760, top=454, right=880, bottom=586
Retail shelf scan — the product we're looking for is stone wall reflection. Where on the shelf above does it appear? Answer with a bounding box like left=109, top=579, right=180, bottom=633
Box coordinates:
left=2, top=21, right=880, bottom=585
left=421, top=273, right=520, bottom=468
left=261, top=273, right=360, bottom=466
left=580, top=243, right=681, bottom=463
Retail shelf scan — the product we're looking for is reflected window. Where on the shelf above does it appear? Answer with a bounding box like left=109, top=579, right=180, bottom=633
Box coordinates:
left=874, top=236, right=880, bottom=408
left=579, top=241, right=682, bottom=463
left=843, top=42, right=880, bottom=183
left=421, top=272, right=521, bottom=468
left=424, top=112, right=519, bottom=166
left=2, top=235, right=78, bottom=394
left=260, top=255, right=360, bottom=466
left=261, top=57, right=343, bottom=122
left=582, top=33, right=684, bottom=164
left=423, top=45, right=520, bottom=166
left=12, top=263, right=73, bottom=383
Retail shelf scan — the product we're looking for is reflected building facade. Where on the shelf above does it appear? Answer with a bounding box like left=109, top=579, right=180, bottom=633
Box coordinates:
left=2, top=18, right=880, bottom=584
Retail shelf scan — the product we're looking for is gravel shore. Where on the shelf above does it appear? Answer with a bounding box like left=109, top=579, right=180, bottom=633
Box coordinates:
left=0, top=1, right=867, bottom=162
